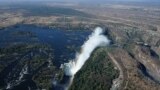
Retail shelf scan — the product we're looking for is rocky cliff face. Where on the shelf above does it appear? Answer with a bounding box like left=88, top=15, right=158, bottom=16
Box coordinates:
left=105, top=24, right=160, bottom=90
left=132, top=45, right=160, bottom=82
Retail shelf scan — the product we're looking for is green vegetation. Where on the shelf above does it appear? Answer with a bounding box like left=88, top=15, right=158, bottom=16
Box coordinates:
left=33, top=66, right=56, bottom=90
left=69, top=48, right=119, bottom=90
left=0, top=44, right=32, bottom=64
left=0, top=43, right=56, bottom=89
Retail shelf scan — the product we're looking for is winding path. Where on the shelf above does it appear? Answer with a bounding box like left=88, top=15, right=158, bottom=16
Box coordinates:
left=108, top=53, right=124, bottom=90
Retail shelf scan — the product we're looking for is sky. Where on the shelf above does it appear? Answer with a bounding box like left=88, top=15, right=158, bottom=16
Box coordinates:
left=0, top=0, right=159, bottom=4
left=0, top=0, right=159, bottom=2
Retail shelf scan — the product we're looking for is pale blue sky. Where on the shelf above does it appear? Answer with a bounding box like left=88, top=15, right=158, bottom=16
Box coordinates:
left=0, top=0, right=159, bottom=2
left=0, top=0, right=159, bottom=4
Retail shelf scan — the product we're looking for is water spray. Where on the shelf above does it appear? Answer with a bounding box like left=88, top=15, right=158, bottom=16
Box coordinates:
left=62, top=27, right=110, bottom=89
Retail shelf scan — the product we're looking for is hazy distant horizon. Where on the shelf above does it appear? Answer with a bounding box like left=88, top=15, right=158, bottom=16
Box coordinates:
left=0, top=0, right=160, bottom=7
left=0, top=0, right=160, bottom=3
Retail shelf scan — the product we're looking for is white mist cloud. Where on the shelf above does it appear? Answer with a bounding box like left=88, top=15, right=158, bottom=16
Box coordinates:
left=63, top=27, right=110, bottom=76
